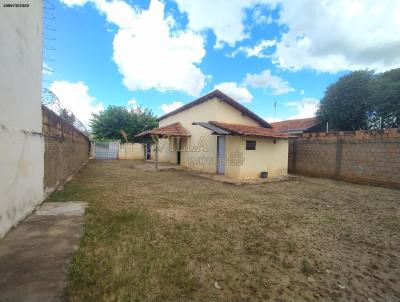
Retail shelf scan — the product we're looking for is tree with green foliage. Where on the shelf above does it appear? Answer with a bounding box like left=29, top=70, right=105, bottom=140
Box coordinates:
left=317, top=70, right=374, bottom=131
left=59, top=108, right=76, bottom=125
left=317, top=69, right=400, bottom=131
left=90, top=105, right=157, bottom=142
left=368, top=69, right=400, bottom=129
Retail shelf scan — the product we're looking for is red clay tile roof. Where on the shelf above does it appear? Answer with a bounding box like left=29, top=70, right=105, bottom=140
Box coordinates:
left=270, top=118, right=318, bottom=133
left=135, top=122, right=190, bottom=137
left=209, top=121, right=289, bottom=139
left=157, top=90, right=272, bottom=128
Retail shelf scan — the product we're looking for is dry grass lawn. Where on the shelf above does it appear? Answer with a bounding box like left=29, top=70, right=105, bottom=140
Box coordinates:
left=47, top=160, right=400, bottom=302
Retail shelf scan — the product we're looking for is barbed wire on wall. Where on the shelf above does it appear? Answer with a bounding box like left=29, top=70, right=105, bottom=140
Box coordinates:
left=42, top=88, right=89, bottom=136
left=42, top=0, right=56, bottom=88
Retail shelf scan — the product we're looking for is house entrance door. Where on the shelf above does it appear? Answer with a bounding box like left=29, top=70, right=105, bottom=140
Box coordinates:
left=177, top=138, right=181, bottom=164
left=217, top=136, right=225, bottom=174
left=146, top=144, right=151, bottom=160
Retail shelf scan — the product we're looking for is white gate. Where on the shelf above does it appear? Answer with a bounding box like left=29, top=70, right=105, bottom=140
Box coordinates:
left=94, top=142, right=119, bottom=159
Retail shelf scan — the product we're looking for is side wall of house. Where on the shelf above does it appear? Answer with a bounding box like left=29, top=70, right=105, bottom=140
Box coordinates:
left=289, top=129, right=400, bottom=188
left=225, top=136, right=288, bottom=180
left=150, top=138, right=179, bottom=163
left=0, top=1, right=44, bottom=238
left=158, top=97, right=261, bottom=173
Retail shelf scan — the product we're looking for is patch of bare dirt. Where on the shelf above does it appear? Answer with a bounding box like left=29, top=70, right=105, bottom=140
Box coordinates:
left=155, top=207, right=193, bottom=221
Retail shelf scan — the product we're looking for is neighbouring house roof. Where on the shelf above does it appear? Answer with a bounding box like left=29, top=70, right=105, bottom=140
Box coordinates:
left=157, top=89, right=272, bottom=128
left=270, top=118, right=319, bottom=133
left=135, top=122, right=190, bottom=138
left=206, top=121, right=289, bottom=139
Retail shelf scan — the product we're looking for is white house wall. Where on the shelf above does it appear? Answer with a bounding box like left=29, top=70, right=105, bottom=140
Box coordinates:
left=0, top=1, right=43, bottom=238
left=225, top=136, right=288, bottom=180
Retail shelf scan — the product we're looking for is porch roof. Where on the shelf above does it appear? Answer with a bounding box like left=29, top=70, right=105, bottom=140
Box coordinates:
left=194, top=121, right=289, bottom=139
left=192, top=122, right=231, bottom=135
left=135, top=122, right=191, bottom=138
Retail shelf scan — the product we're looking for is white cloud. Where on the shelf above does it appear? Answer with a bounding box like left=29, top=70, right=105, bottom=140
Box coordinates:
left=127, top=97, right=137, bottom=109
left=273, top=0, right=400, bottom=72
left=214, top=82, right=253, bottom=103
left=228, top=39, right=276, bottom=58
left=285, top=97, right=319, bottom=119
left=127, top=97, right=137, bottom=106
left=62, top=0, right=400, bottom=79
left=300, top=89, right=305, bottom=95
left=174, top=0, right=400, bottom=72
left=265, top=116, right=283, bottom=123
left=244, top=69, right=294, bottom=95
left=161, top=101, right=184, bottom=114
left=174, top=0, right=277, bottom=48
left=49, top=81, right=104, bottom=126
left=61, top=0, right=207, bottom=96
left=60, top=0, right=90, bottom=6
left=252, top=7, right=274, bottom=25
left=93, top=0, right=138, bottom=29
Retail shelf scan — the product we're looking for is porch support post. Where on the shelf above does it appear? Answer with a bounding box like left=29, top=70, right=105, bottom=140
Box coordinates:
left=155, top=135, right=159, bottom=169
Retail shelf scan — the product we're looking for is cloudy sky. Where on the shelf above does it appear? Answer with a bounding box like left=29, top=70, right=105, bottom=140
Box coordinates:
left=43, top=0, right=400, bottom=126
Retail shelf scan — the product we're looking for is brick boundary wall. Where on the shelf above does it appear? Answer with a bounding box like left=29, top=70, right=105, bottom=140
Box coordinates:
left=42, top=106, right=90, bottom=197
left=288, top=128, right=400, bottom=188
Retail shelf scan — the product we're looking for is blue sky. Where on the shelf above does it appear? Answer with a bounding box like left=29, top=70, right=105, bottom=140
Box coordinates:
left=43, top=0, right=400, bottom=126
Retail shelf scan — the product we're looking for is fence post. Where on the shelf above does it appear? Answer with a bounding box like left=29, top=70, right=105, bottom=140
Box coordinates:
left=335, top=137, right=343, bottom=179
left=292, top=139, right=297, bottom=173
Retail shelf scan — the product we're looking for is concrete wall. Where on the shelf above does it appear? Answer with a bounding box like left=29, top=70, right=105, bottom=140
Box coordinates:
left=158, top=97, right=262, bottom=173
left=42, top=107, right=90, bottom=197
left=0, top=1, right=44, bottom=238
left=289, top=129, right=400, bottom=188
left=119, top=143, right=145, bottom=160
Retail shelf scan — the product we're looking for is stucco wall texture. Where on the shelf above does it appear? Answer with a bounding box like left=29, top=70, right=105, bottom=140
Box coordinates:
left=288, top=128, right=400, bottom=188
left=119, top=143, right=145, bottom=160
left=0, top=1, right=44, bottom=238
left=42, top=107, right=90, bottom=197
left=225, top=136, right=288, bottom=180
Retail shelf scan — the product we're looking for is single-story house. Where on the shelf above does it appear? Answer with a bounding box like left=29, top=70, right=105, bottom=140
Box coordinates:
left=136, top=90, right=289, bottom=180
left=270, top=117, right=326, bottom=136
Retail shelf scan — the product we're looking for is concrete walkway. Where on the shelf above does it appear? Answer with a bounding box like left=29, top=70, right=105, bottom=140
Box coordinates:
left=0, top=202, right=87, bottom=302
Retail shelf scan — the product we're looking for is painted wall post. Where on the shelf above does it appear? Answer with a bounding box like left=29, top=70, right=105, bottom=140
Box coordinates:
left=154, top=135, right=159, bottom=169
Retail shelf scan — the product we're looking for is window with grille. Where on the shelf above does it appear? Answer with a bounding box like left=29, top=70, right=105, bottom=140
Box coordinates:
left=246, top=140, right=256, bottom=150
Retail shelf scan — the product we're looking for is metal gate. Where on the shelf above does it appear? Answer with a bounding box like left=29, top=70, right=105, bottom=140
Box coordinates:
left=94, top=142, right=119, bottom=159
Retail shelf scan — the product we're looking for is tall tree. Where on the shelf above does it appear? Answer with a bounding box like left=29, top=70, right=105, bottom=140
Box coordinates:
left=368, top=69, right=400, bottom=128
left=59, top=108, right=76, bottom=125
left=90, top=105, right=157, bottom=142
left=317, top=70, right=374, bottom=131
